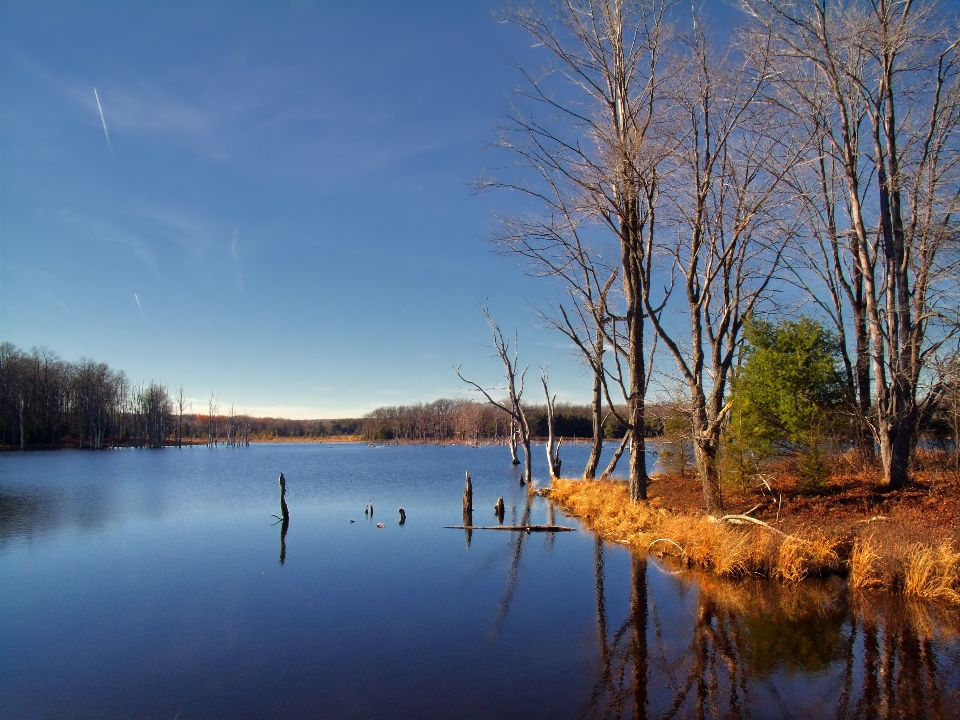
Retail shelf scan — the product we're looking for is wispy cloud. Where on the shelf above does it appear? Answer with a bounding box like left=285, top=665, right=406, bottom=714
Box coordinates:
left=93, top=88, right=112, bottom=152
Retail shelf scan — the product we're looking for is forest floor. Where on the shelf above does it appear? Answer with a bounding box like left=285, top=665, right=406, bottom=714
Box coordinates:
left=549, top=450, right=960, bottom=603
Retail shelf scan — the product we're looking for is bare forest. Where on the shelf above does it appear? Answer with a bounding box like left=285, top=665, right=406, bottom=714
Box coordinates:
left=467, top=0, right=960, bottom=512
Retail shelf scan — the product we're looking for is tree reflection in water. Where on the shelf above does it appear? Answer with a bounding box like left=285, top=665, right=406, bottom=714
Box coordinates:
left=490, top=491, right=534, bottom=640
left=579, top=544, right=960, bottom=719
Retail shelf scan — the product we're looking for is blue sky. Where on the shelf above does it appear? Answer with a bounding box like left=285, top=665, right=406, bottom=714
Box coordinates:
left=0, top=0, right=751, bottom=418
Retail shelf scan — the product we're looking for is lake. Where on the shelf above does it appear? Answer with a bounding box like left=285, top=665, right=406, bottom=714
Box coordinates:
left=1, top=443, right=958, bottom=719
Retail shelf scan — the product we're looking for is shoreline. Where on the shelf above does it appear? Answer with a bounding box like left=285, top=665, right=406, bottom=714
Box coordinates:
left=546, top=467, right=960, bottom=605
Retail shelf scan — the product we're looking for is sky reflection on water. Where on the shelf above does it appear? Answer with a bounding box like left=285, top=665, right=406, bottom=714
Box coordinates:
left=0, top=444, right=958, bottom=719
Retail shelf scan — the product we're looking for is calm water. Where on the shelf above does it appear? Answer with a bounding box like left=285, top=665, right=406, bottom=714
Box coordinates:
left=1, top=444, right=958, bottom=719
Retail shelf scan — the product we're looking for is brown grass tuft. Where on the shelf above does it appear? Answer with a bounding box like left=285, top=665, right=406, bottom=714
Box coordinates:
left=774, top=529, right=839, bottom=582
left=903, top=541, right=960, bottom=603
left=850, top=537, right=885, bottom=590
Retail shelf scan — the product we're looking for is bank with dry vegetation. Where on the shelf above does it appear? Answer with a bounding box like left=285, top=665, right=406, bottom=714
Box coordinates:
left=548, top=461, right=960, bottom=604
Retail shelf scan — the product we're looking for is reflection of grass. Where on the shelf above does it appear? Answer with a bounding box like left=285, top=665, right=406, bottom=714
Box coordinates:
left=551, top=478, right=960, bottom=603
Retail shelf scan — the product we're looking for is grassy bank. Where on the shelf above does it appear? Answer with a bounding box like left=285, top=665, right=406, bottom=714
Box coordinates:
left=548, top=463, right=960, bottom=604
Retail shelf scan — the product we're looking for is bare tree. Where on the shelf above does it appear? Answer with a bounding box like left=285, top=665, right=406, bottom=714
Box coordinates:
left=456, top=306, right=533, bottom=485
left=640, top=20, right=806, bottom=513
left=492, top=200, right=619, bottom=479
left=743, top=0, right=960, bottom=488
left=491, top=0, right=674, bottom=501
left=175, top=385, right=188, bottom=448
left=208, top=394, right=220, bottom=447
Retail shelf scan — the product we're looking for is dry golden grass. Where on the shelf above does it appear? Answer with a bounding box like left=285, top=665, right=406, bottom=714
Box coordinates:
left=903, top=541, right=960, bottom=603
left=551, top=478, right=838, bottom=580
left=850, top=537, right=884, bottom=590
left=551, top=476, right=960, bottom=604
left=775, top=530, right=840, bottom=583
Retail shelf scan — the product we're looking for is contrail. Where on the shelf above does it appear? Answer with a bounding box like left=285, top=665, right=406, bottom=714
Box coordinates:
left=94, top=88, right=112, bottom=152
left=134, top=293, right=143, bottom=317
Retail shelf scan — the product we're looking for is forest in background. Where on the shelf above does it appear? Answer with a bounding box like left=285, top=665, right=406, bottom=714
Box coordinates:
left=0, top=342, right=655, bottom=450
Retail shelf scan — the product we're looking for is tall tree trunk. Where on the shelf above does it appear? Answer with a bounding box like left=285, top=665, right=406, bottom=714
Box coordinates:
left=692, top=399, right=723, bottom=514
left=624, top=226, right=649, bottom=501
left=878, top=412, right=913, bottom=490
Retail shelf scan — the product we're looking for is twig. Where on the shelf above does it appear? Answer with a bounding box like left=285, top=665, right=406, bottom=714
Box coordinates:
left=649, top=537, right=688, bottom=556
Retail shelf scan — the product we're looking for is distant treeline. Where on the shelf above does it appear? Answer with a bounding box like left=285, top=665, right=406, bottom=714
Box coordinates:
left=182, top=415, right=362, bottom=442
left=0, top=343, right=364, bottom=449
left=0, top=342, right=667, bottom=450
left=359, top=399, right=666, bottom=442
left=1, top=343, right=172, bottom=449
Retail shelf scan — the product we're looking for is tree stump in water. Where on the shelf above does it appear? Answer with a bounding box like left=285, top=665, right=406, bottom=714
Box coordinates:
left=279, top=516, right=289, bottom=565
left=279, top=473, right=290, bottom=522
left=494, top=496, right=505, bottom=524
left=463, top=471, right=473, bottom=525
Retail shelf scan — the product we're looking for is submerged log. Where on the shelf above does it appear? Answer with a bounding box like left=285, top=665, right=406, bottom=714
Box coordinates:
left=444, top=524, right=575, bottom=532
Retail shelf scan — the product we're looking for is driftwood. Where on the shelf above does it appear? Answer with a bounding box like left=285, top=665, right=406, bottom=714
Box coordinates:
left=444, top=524, right=575, bottom=532
left=719, top=513, right=790, bottom=536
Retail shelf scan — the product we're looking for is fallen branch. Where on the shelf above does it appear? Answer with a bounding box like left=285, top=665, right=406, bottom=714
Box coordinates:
left=444, top=524, right=575, bottom=532
left=719, top=514, right=821, bottom=546
left=719, top=514, right=790, bottom=535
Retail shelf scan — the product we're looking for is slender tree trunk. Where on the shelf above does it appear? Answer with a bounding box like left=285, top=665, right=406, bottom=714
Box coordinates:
left=601, top=430, right=630, bottom=479
left=584, top=331, right=605, bottom=479
left=521, top=436, right=532, bottom=485
left=508, top=420, right=520, bottom=465
left=542, top=375, right=560, bottom=479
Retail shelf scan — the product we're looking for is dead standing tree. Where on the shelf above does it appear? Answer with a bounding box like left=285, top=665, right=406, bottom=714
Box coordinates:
left=492, top=0, right=674, bottom=501
left=541, top=368, right=563, bottom=479
left=456, top=306, right=534, bottom=485
left=175, top=385, right=188, bottom=448
left=491, top=194, right=619, bottom=480
left=743, top=0, right=960, bottom=489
